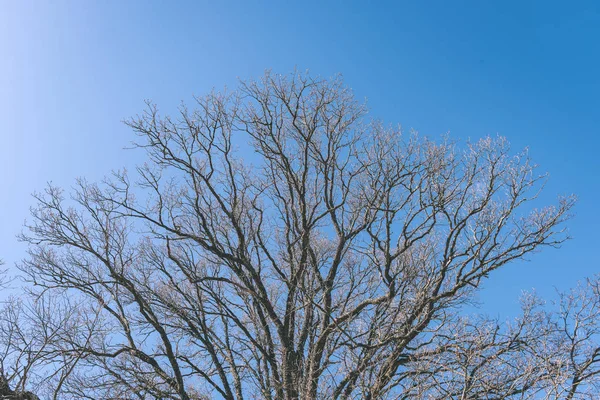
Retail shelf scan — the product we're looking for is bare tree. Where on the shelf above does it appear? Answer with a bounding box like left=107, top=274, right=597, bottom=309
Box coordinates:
left=13, top=71, right=587, bottom=399
left=551, top=278, right=600, bottom=399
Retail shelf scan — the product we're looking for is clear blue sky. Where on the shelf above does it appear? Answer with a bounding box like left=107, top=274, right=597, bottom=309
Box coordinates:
left=1, top=0, right=598, bottom=316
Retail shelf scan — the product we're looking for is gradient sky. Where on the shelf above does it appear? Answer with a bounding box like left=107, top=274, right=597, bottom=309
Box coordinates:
left=1, top=0, right=599, bottom=317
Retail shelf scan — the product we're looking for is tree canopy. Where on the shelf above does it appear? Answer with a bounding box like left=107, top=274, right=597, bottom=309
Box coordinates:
left=3, top=72, right=597, bottom=399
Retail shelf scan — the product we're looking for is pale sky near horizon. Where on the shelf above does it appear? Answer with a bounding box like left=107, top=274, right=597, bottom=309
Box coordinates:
left=1, top=0, right=599, bottom=316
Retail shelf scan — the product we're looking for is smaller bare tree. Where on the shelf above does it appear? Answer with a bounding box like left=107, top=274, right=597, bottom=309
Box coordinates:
left=0, top=263, right=89, bottom=400
left=550, top=277, right=600, bottom=399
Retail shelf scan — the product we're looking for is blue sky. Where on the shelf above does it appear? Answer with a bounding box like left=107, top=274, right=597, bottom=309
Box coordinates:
left=1, top=0, right=598, bottom=316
